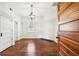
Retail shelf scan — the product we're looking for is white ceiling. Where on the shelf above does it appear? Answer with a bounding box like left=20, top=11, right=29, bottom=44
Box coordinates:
left=3, top=2, right=57, bottom=17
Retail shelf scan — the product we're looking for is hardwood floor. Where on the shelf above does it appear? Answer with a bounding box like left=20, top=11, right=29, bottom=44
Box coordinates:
left=0, top=38, right=58, bottom=56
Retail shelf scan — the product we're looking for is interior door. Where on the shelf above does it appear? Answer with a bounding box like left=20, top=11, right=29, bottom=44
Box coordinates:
left=14, top=21, right=18, bottom=41
left=0, top=16, right=13, bottom=52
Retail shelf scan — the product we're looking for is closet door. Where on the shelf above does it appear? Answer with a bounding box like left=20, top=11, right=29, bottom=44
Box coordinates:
left=0, top=16, right=13, bottom=52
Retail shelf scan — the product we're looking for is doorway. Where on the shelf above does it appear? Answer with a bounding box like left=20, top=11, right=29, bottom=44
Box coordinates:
left=14, top=21, right=18, bottom=42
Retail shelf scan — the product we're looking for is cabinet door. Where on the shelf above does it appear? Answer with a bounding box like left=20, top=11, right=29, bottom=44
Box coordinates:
left=0, top=16, right=13, bottom=52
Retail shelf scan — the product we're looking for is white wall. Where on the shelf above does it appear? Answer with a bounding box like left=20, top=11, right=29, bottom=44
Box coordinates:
left=22, top=6, right=58, bottom=41
left=0, top=3, right=22, bottom=42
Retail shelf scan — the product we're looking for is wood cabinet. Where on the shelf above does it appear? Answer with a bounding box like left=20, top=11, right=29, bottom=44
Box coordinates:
left=58, top=2, right=79, bottom=56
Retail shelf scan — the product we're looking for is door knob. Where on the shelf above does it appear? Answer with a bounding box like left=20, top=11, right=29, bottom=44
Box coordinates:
left=56, top=37, right=59, bottom=39
left=0, top=33, right=2, bottom=37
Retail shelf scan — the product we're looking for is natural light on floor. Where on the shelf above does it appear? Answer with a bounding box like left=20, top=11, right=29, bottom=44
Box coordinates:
left=27, top=41, right=36, bottom=56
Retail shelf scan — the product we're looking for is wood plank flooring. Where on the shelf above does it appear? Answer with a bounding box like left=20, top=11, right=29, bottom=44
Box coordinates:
left=0, top=38, right=58, bottom=56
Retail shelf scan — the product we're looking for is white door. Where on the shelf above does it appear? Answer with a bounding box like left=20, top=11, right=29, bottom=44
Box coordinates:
left=0, top=16, right=13, bottom=52
left=14, top=21, right=18, bottom=41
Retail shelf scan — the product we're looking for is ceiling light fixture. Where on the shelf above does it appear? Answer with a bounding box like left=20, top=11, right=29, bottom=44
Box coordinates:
left=27, top=3, right=35, bottom=32
left=29, top=4, right=35, bottom=20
